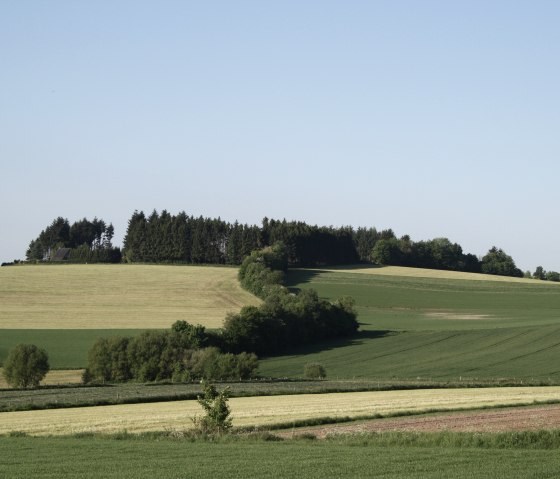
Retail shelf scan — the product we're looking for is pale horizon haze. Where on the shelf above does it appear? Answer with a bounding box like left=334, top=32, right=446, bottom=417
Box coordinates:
left=1, top=1, right=559, bottom=272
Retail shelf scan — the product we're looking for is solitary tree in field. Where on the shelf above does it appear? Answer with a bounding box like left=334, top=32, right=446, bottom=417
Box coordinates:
left=193, top=380, right=232, bottom=435
left=3, top=344, right=50, bottom=388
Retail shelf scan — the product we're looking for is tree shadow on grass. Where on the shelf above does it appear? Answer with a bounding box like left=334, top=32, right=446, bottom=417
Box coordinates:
left=285, top=264, right=388, bottom=292
left=261, top=329, right=398, bottom=360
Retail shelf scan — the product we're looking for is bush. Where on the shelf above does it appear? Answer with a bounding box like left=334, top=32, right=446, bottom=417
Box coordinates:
left=192, top=380, right=232, bottom=435
left=304, top=362, right=327, bottom=379
left=84, top=323, right=259, bottom=383
left=3, top=344, right=50, bottom=388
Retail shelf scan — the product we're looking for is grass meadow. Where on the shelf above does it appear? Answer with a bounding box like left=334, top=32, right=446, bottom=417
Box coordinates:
left=1, top=434, right=560, bottom=478
left=2, top=387, right=560, bottom=435
left=259, top=268, right=560, bottom=380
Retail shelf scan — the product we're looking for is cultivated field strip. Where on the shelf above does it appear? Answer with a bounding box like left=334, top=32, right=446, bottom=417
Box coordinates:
left=0, top=265, right=259, bottom=329
left=277, top=404, right=560, bottom=438
left=308, top=265, right=560, bottom=284
left=1, top=387, right=560, bottom=436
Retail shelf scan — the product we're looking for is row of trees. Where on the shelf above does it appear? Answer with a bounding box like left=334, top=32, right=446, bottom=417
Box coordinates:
left=122, top=211, right=358, bottom=266
left=26, top=211, right=552, bottom=279
left=529, top=266, right=560, bottom=282
left=227, top=242, right=360, bottom=355
left=26, top=217, right=121, bottom=263
left=370, top=238, right=523, bottom=277
left=121, top=210, right=532, bottom=278
left=84, top=321, right=258, bottom=383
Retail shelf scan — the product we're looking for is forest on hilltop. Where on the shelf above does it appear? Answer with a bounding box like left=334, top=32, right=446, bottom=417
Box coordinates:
left=22, top=210, right=559, bottom=280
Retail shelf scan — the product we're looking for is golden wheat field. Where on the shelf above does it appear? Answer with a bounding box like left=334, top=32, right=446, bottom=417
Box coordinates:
left=0, top=369, right=84, bottom=388
left=308, top=265, right=559, bottom=284
left=2, top=387, right=560, bottom=436
left=0, top=265, right=260, bottom=329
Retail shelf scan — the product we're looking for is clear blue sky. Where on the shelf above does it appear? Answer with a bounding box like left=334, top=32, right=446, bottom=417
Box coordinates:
left=1, top=1, right=559, bottom=271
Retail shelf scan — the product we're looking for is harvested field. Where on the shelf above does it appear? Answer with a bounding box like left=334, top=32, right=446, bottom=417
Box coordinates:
left=279, top=404, right=560, bottom=438
left=0, top=265, right=259, bottom=329
left=308, top=265, right=559, bottom=284
left=0, top=369, right=83, bottom=389
left=1, top=387, right=560, bottom=436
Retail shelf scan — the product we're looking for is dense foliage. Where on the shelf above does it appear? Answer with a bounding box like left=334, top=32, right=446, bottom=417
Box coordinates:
left=122, top=211, right=357, bottom=266
left=84, top=322, right=258, bottom=383
left=121, top=210, right=533, bottom=278
left=229, top=243, right=359, bottom=355
left=480, top=247, right=524, bottom=277
left=25, top=210, right=547, bottom=279
left=26, top=217, right=121, bottom=263
left=2, top=344, right=50, bottom=388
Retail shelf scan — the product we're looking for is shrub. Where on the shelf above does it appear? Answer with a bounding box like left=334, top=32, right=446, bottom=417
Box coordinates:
left=192, top=380, right=232, bottom=435
left=304, top=362, right=327, bottom=379
left=3, top=344, right=50, bottom=388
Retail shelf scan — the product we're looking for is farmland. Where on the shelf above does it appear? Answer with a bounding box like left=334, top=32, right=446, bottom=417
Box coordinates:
left=3, top=434, right=560, bottom=479
left=2, top=264, right=560, bottom=380
left=1, top=387, right=560, bottom=436
left=0, top=264, right=259, bottom=367
left=2, top=263, right=560, bottom=477
left=260, top=267, right=560, bottom=380
left=0, top=264, right=259, bottom=329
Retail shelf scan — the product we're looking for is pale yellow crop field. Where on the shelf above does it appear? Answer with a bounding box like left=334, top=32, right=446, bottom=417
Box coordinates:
left=2, top=387, right=559, bottom=436
left=0, top=369, right=84, bottom=388
left=307, top=265, right=558, bottom=284
left=0, top=265, right=259, bottom=329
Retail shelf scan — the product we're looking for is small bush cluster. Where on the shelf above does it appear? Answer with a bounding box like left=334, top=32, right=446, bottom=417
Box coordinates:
left=84, top=321, right=258, bottom=383
left=304, top=362, right=327, bottom=379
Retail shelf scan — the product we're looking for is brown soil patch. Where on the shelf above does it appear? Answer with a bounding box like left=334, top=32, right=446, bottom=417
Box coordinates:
left=277, top=404, right=560, bottom=439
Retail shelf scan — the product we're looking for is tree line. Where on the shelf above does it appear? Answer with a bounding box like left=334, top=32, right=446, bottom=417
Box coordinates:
left=24, top=211, right=559, bottom=280
left=226, top=242, right=360, bottom=355
left=84, top=321, right=258, bottom=383
left=26, top=217, right=121, bottom=263
left=121, top=210, right=528, bottom=278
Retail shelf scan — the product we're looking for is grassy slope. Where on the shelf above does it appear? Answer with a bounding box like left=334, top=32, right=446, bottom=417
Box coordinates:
left=260, top=267, right=560, bottom=379
left=1, top=436, right=559, bottom=478
left=0, top=264, right=259, bottom=367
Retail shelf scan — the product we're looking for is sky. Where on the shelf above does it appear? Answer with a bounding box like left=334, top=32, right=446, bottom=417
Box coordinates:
left=1, top=1, right=559, bottom=271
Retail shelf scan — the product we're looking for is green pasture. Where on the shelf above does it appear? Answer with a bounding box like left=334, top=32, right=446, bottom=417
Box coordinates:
left=259, top=269, right=560, bottom=380
left=1, top=435, right=560, bottom=478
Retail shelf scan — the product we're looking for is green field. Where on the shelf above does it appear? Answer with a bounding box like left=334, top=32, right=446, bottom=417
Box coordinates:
left=3, top=264, right=560, bottom=380
left=259, top=268, right=560, bottom=380
left=1, top=434, right=560, bottom=478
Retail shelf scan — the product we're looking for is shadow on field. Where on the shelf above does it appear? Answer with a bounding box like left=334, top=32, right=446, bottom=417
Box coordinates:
left=261, top=329, right=396, bottom=359
left=285, top=264, right=387, bottom=292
